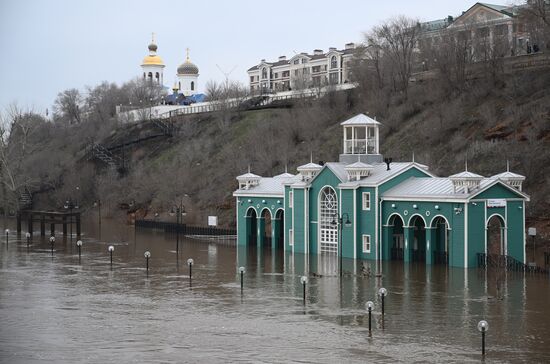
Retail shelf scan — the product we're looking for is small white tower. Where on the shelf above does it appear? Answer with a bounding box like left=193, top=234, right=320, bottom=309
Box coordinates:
left=177, top=48, right=199, bottom=96
left=141, top=33, right=165, bottom=85
left=339, top=114, right=382, bottom=164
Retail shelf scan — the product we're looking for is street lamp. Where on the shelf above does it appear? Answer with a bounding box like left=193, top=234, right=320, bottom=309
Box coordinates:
left=76, top=240, right=83, bottom=262
left=64, top=196, right=79, bottom=243
left=94, top=200, right=102, bottom=227
left=108, top=245, right=114, bottom=268
left=5, top=229, right=9, bottom=250
left=144, top=251, right=151, bottom=274
left=378, top=287, right=388, bottom=315
left=239, top=266, right=245, bottom=293
left=366, top=300, right=374, bottom=334
left=331, top=213, right=352, bottom=277
left=300, top=276, right=308, bottom=305
left=170, top=198, right=187, bottom=254
left=26, top=232, right=31, bottom=249
left=49, top=236, right=55, bottom=255
left=187, top=258, right=194, bottom=280
left=477, top=320, right=489, bottom=356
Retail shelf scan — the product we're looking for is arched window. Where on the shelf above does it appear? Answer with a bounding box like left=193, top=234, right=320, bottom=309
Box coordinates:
left=191, top=81, right=194, bottom=91
left=319, top=187, right=338, bottom=253
left=261, top=68, right=267, bottom=79
left=155, top=72, right=159, bottom=80
left=330, top=56, right=337, bottom=69
left=178, top=81, right=181, bottom=90
left=143, top=72, right=146, bottom=79
left=148, top=72, right=153, bottom=80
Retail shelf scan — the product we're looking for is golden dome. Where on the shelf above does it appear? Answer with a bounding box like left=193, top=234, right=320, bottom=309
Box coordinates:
left=142, top=55, right=165, bottom=66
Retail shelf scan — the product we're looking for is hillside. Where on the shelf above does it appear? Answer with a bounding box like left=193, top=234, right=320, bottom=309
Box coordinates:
left=21, top=67, right=550, bottom=238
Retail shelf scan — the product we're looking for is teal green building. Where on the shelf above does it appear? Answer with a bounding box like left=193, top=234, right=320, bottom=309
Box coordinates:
left=233, top=114, right=529, bottom=268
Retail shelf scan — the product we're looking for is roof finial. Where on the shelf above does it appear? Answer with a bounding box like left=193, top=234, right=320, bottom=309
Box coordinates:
left=506, top=159, right=510, bottom=172
left=285, top=164, right=288, bottom=173
left=186, top=47, right=190, bottom=62
left=310, top=151, right=313, bottom=164
left=412, top=151, right=415, bottom=163
left=152, top=32, right=155, bottom=44
left=248, top=164, right=251, bottom=174
left=465, top=158, right=468, bottom=172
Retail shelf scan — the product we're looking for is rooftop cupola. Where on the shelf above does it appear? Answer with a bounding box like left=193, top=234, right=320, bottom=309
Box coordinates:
left=345, top=157, right=374, bottom=181
left=339, top=114, right=383, bottom=164
left=237, top=167, right=261, bottom=190
left=491, top=162, right=525, bottom=191
left=297, top=157, right=322, bottom=182
left=449, top=163, right=483, bottom=193
left=274, top=166, right=295, bottom=179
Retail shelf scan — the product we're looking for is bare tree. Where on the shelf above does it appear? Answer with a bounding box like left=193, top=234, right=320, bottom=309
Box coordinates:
left=53, top=88, right=83, bottom=124
left=366, top=16, right=421, bottom=95
left=519, top=0, right=550, bottom=51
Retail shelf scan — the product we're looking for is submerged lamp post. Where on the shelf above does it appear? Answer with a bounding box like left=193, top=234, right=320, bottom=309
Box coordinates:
left=5, top=229, right=9, bottom=250
left=301, top=276, right=308, bottom=305
left=378, top=287, right=388, bottom=315
left=108, top=245, right=114, bottom=268
left=144, top=251, right=151, bottom=273
left=366, top=301, right=374, bottom=333
left=187, top=258, right=194, bottom=280
left=170, top=198, right=187, bottom=254
left=239, top=266, right=245, bottom=293
left=49, top=236, right=55, bottom=255
left=64, top=196, right=79, bottom=243
left=478, top=320, right=489, bottom=356
left=331, top=213, right=352, bottom=277
left=26, top=232, right=31, bottom=248
left=76, top=240, right=82, bottom=262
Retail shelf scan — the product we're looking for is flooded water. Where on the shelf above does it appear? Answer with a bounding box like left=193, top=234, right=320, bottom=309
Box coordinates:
left=1, top=218, right=550, bottom=363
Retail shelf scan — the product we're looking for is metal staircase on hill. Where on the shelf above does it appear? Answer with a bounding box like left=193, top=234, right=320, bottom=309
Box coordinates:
left=18, top=186, right=33, bottom=210
left=89, top=142, right=122, bottom=170
left=150, top=118, right=173, bottom=136
left=477, top=253, right=548, bottom=274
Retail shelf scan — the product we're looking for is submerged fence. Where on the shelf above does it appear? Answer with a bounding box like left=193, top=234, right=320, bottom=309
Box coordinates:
left=135, top=219, right=236, bottom=242
left=477, top=253, right=548, bottom=274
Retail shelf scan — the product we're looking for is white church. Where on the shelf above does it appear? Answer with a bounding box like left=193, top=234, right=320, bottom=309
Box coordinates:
left=140, top=34, right=200, bottom=97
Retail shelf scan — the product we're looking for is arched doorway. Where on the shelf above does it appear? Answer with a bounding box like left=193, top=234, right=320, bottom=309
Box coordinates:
left=261, top=209, right=272, bottom=247
left=274, top=209, right=284, bottom=250
left=431, top=216, right=450, bottom=265
left=487, top=214, right=506, bottom=256
left=319, top=186, right=338, bottom=253
left=388, top=214, right=405, bottom=260
left=409, top=215, right=427, bottom=262
left=246, top=208, right=257, bottom=246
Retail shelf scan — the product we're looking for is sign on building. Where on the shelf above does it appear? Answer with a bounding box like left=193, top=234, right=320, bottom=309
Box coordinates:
left=208, top=216, right=218, bottom=226
left=528, top=227, right=537, bottom=236
left=487, top=199, right=506, bottom=208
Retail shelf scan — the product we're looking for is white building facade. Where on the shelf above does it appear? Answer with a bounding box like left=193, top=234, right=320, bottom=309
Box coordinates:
left=141, top=34, right=165, bottom=85
left=247, top=43, right=357, bottom=93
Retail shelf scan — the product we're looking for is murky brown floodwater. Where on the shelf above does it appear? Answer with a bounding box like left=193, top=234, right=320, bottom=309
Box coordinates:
left=1, top=217, right=550, bottom=363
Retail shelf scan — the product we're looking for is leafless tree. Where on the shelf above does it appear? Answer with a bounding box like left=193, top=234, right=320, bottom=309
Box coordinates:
left=53, top=88, right=83, bottom=124
left=519, top=0, right=550, bottom=51
left=366, top=16, right=421, bottom=95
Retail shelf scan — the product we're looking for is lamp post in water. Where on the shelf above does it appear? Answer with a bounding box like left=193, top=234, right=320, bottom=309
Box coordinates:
left=300, top=276, right=308, bottom=305
left=49, top=236, right=55, bottom=255
left=144, top=251, right=151, bottom=274
left=378, top=287, right=387, bottom=315
left=239, top=266, right=245, bottom=293
left=76, top=240, right=82, bottom=263
left=108, top=245, right=114, bottom=268
left=187, top=258, right=194, bottom=281
left=366, top=301, right=374, bottom=334
left=478, top=320, right=489, bottom=356
left=170, top=198, right=187, bottom=255
left=331, top=213, right=352, bottom=277
left=26, top=232, right=31, bottom=249
left=5, top=229, right=9, bottom=250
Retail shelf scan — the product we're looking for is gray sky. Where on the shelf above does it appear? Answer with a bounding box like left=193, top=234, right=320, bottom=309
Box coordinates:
left=0, top=0, right=495, bottom=112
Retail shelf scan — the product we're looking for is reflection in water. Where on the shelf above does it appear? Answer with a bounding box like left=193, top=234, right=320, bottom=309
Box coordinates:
left=1, top=218, right=550, bottom=363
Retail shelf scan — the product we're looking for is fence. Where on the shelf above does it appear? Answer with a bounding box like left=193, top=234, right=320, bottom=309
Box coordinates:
left=477, top=253, right=548, bottom=274
left=135, top=219, right=236, bottom=237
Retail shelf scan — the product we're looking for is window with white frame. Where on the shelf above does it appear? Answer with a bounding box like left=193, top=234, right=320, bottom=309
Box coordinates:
left=289, top=191, right=293, bottom=208
left=319, top=187, right=338, bottom=253
left=289, top=229, right=294, bottom=246
left=362, top=234, right=371, bottom=253
left=362, top=192, right=371, bottom=210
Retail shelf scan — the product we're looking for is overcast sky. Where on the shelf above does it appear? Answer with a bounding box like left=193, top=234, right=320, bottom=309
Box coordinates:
left=0, top=0, right=509, bottom=112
